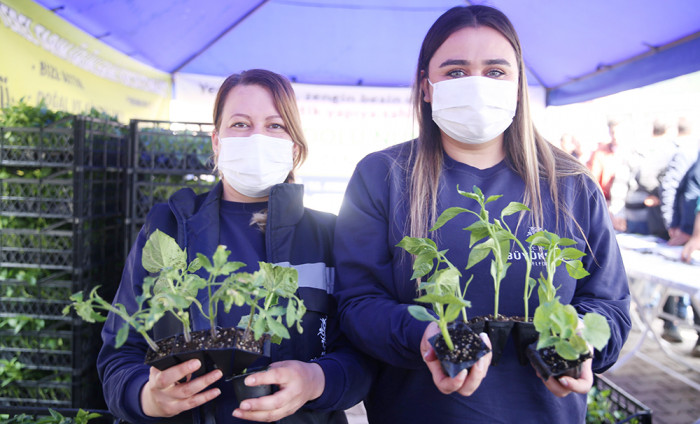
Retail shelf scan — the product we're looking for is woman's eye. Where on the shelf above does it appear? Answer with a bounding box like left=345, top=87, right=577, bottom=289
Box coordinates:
left=486, top=69, right=505, bottom=78
left=447, top=69, right=466, bottom=78
left=232, top=122, right=248, bottom=128
left=269, top=123, right=286, bottom=130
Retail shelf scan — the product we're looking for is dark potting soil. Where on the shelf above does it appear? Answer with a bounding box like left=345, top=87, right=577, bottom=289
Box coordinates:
left=538, top=346, right=592, bottom=376
left=433, top=324, right=487, bottom=364
left=145, top=327, right=265, bottom=362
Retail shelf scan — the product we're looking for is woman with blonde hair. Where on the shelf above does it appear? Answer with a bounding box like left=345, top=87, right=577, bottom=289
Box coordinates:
left=98, top=69, right=374, bottom=424
left=334, top=6, right=630, bottom=423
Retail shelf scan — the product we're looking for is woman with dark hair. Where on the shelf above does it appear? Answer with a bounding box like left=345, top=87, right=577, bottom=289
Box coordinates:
left=334, top=6, right=630, bottom=423
left=97, top=69, right=374, bottom=424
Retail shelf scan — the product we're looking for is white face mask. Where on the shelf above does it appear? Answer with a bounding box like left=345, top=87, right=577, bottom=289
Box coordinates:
left=429, top=76, right=517, bottom=144
left=217, top=134, right=294, bottom=198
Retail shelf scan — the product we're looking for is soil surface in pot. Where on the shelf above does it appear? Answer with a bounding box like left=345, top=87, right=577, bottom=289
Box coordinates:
left=537, top=346, right=592, bottom=377
left=145, top=327, right=265, bottom=362
left=433, top=324, right=488, bottom=364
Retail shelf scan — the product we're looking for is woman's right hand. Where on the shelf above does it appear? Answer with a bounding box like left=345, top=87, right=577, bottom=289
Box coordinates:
left=141, top=359, right=223, bottom=417
left=420, top=322, right=492, bottom=396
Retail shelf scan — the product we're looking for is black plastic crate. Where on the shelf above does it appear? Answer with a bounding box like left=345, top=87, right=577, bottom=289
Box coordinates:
left=126, top=120, right=216, bottom=251
left=1, top=171, right=125, bottom=220
left=1, top=218, right=124, bottom=270
left=0, top=363, right=105, bottom=411
left=127, top=173, right=215, bottom=248
left=130, top=120, right=214, bottom=174
left=0, top=318, right=105, bottom=409
left=0, top=118, right=127, bottom=169
left=588, top=374, right=652, bottom=424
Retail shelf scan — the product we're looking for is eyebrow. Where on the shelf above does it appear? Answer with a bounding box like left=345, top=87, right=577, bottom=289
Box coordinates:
left=229, top=113, right=282, bottom=121
left=438, top=58, right=512, bottom=67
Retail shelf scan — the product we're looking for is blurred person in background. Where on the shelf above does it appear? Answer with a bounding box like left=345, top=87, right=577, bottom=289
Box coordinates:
left=659, top=117, right=699, bottom=343
left=666, top=149, right=700, bottom=354
left=587, top=119, right=621, bottom=203
left=559, top=133, right=583, bottom=161
left=608, top=117, right=677, bottom=238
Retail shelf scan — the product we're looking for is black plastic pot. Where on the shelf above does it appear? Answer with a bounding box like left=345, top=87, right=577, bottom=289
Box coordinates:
left=466, top=316, right=486, bottom=335
left=429, top=321, right=490, bottom=378
left=525, top=342, right=592, bottom=380
left=485, top=319, right=514, bottom=366
left=145, top=328, right=271, bottom=379
left=512, top=321, right=538, bottom=366
left=231, top=368, right=275, bottom=403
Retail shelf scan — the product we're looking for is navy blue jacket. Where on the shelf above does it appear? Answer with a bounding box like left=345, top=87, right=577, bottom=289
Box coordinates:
left=334, top=141, right=631, bottom=424
left=97, top=182, right=374, bottom=424
left=671, top=151, right=700, bottom=234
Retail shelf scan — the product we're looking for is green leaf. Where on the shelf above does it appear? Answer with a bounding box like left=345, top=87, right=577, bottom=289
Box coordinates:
left=569, top=334, right=589, bottom=354
left=485, top=194, right=503, bottom=204
left=396, top=236, right=437, bottom=256
left=466, top=242, right=492, bottom=269
left=433, top=267, right=461, bottom=293
left=558, top=237, right=577, bottom=247
left=554, top=340, right=580, bottom=360
left=582, top=313, right=611, bottom=350
left=187, top=257, right=203, bottom=273
left=565, top=260, right=590, bottom=279
left=212, top=245, right=231, bottom=270
left=561, top=247, right=585, bottom=260
left=457, top=187, right=481, bottom=201
left=444, top=302, right=465, bottom=322
left=501, top=201, right=530, bottom=217
left=115, top=322, right=130, bottom=349
left=142, top=230, right=186, bottom=273
left=266, top=316, right=291, bottom=340
left=407, top=305, right=436, bottom=322
left=196, top=253, right=214, bottom=272
left=411, top=251, right=436, bottom=280
left=253, top=314, right=266, bottom=341
left=464, top=221, right=489, bottom=246
left=431, top=207, right=469, bottom=231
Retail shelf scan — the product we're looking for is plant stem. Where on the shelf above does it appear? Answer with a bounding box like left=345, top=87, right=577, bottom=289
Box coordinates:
left=438, top=319, right=454, bottom=351
left=138, top=329, right=160, bottom=352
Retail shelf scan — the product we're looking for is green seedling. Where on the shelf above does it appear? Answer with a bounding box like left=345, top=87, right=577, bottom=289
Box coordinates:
left=528, top=230, right=611, bottom=360
left=431, top=185, right=536, bottom=319
left=397, top=237, right=472, bottom=351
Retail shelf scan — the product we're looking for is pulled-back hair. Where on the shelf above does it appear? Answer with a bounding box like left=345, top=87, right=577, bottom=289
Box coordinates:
left=212, top=69, right=308, bottom=180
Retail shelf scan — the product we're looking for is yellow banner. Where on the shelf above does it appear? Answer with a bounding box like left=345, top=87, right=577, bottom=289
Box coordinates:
left=0, top=0, right=170, bottom=122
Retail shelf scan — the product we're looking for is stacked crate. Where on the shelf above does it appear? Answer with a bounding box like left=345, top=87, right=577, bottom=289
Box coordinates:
left=126, top=120, right=216, bottom=252
left=0, top=117, right=127, bottom=411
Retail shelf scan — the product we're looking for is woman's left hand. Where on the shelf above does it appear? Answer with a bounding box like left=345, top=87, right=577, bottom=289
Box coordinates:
left=538, top=357, right=593, bottom=397
left=232, top=360, right=325, bottom=422
left=420, top=322, right=492, bottom=396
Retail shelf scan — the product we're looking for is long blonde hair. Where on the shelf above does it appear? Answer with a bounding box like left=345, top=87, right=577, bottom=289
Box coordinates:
left=408, top=5, right=588, bottom=239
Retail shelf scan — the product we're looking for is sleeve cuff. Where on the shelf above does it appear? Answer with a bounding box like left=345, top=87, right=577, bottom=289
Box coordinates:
left=304, top=357, right=345, bottom=411
left=121, top=370, right=161, bottom=424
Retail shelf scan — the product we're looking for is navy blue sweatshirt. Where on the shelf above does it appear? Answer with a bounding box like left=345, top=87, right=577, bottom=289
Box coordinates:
left=334, top=141, right=631, bottom=424
left=97, top=182, right=375, bottom=424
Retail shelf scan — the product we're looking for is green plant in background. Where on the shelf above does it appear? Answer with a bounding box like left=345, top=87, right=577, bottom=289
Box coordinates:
left=586, top=385, right=639, bottom=424
left=0, top=357, right=24, bottom=389
left=0, top=408, right=101, bottom=424
left=528, top=230, right=611, bottom=360
left=0, top=99, right=72, bottom=128
left=429, top=185, right=537, bottom=319
left=397, top=237, right=471, bottom=351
